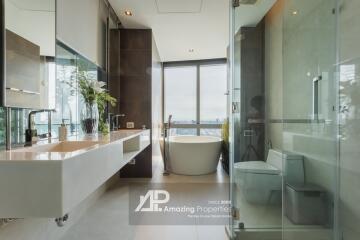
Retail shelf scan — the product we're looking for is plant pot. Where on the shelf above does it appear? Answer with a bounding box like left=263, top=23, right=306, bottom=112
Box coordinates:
left=80, top=102, right=99, bottom=134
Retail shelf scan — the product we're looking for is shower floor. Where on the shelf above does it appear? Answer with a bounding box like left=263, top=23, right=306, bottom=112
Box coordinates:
left=234, top=183, right=332, bottom=240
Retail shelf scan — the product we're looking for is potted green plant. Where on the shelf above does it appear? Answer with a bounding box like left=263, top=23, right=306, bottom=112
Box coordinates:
left=78, top=73, right=116, bottom=135
left=97, top=87, right=117, bottom=135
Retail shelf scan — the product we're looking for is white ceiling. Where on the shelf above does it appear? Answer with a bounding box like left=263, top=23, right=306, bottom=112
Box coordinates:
left=109, top=0, right=276, bottom=62
left=155, top=0, right=203, bottom=13
left=10, top=0, right=55, bottom=12
left=234, top=0, right=277, bottom=33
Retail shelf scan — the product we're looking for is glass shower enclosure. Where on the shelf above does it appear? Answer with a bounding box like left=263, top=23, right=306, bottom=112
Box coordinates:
left=229, top=0, right=340, bottom=239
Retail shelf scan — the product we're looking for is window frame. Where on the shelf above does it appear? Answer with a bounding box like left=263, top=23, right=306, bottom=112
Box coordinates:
left=163, top=58, right=227, bottom=136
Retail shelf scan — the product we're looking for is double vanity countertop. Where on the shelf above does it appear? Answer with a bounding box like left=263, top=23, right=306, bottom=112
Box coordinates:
left=0, top=129, right=149, bottom=161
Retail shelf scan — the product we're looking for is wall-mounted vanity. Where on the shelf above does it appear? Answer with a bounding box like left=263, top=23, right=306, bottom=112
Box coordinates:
left=0, top=0, right=153, bottom=223
left=0, top=129, right=150, bottom=218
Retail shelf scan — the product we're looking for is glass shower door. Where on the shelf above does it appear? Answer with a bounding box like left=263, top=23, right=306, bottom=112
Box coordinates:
left=282, top=0, right=339, bottom=239
left=229, top=0, right=340, bottom=239
left=229, top=1, right=283, bottom=237
left=228, top=6, right=241, bottom=235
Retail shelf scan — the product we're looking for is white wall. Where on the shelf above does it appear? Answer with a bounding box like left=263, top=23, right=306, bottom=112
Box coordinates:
left=151, top=37, right=163, bottom=164
left=57, top=0, right=106, bottom=68
left=5, top=0, right=55, bottom=56
left=282, top=0, right=338, bottom=198
left=264, top=0, right=283, bottom=151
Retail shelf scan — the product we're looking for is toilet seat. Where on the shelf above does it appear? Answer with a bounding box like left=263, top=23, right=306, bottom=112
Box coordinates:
left=234, top=161, right=281, bottom=175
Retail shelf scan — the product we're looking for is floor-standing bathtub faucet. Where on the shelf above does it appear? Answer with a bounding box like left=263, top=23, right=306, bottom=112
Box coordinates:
left=167, top=115, right=173, bottom=129
left=162, top=115, right=173, bottom=175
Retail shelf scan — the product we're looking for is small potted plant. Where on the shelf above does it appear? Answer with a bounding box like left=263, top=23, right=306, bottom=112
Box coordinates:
left=78, top=73, right=116, bottom=135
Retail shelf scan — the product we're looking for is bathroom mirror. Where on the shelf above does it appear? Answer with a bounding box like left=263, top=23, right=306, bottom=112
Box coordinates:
left=0, top=0, right=56, bottom=109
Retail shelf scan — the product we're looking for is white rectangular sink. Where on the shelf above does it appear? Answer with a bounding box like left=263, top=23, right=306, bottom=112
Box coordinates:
left=13, top=141, right=101, bottom=153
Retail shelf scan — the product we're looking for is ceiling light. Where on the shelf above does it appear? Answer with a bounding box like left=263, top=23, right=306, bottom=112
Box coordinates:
left=124, top=10, right=132, bottom=16
left=292, top=11, right=298, bottom=15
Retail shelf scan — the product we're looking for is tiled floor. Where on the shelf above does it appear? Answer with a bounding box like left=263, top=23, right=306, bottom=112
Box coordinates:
left=60, top=156, right=229, bottom=240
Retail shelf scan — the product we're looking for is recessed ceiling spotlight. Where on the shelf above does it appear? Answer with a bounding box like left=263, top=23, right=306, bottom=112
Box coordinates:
left=189, top=49, right=194, bottom=53
left=292, top=10, right=298, bottom=15
left=124, top=10, right=133, bottom=16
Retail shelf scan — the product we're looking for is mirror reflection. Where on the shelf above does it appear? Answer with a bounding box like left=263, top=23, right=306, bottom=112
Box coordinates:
left=4, top=0, right=55, bottom=109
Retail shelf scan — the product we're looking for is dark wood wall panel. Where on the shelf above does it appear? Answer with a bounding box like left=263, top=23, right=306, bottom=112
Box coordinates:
left=108, top=29, right=121, bottom=113
left=120, top=29, right=152, bottom=50
left=119, top=29, right=153, bottom=178
left=238, top=19, right=265, bottom=162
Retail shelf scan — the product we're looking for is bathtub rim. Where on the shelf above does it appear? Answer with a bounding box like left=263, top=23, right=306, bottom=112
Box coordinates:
left=168, top=135, right=222, bottom=143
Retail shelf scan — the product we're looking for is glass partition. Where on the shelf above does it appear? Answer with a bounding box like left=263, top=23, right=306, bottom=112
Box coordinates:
left=230, top=15, right=280, bottom=231
left=282, top=1, right=338, bottom=239
left=338, top=0, right=360, bottom=238
left=229, top=0, right=339, bottom=239
left=54, top=42, right=79, bottom=137
left=54, top=42, right=99, bottom=137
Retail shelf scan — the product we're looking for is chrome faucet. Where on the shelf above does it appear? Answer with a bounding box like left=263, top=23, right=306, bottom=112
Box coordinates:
left=163, top=114, right=173, bottom=138
left=111, top=114, right=125, bottom=131
left=162, top=114, right=173, bottom=176
left=25, top=109, right=56, bottom=146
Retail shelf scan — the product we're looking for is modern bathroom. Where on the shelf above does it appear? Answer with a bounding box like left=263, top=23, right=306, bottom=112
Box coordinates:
left=0, top=0, right=359, bottom=240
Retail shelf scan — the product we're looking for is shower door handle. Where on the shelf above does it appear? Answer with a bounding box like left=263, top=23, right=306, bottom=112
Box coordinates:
left=313, top=75, right=322, bottom=120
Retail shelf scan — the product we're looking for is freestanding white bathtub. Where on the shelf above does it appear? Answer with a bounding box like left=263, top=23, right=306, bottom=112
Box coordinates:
left=167, top=135, right=222, bottom=175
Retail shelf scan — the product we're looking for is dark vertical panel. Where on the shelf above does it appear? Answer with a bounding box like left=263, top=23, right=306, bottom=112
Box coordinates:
left=119, top=29, right=153, bottom=178
left=239, top=19, right=265, bottom=162
left=108, top=29, right=121, bottom=113
left=119, top=29, right=152, bottom=129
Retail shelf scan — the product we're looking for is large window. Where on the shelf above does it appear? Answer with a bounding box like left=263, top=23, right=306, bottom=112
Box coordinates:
left=164, top=59, right=227, bottom=136
left=164, top=66, right=197, bottom=123
left=200, top=64, right=227, bottom=124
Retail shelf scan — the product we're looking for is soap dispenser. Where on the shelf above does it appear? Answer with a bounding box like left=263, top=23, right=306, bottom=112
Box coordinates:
left=58, top=119, right=68, bottom=141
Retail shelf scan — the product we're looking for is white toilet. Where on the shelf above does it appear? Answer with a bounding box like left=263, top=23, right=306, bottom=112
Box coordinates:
left=234, top=149, right=304, bottom=204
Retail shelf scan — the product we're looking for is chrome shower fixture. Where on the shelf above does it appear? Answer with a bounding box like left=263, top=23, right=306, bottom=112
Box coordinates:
left=233, top=0, right=258, bottom=7
left=240, top=0, right=258, bottom=4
